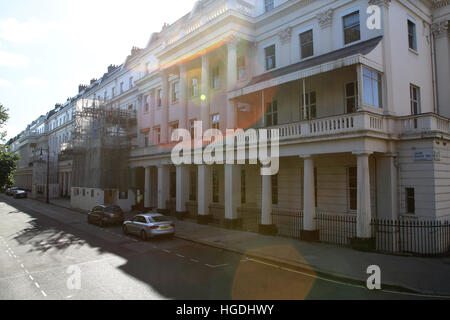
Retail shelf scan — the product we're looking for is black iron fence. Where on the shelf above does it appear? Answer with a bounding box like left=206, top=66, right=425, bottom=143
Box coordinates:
left=272, top=210, right=304, bottom=239
left=316, top=213, right=357, bottom=246
left=270, top=211, right=450, bottom=257
left=372, top=219, right=450, bottom=257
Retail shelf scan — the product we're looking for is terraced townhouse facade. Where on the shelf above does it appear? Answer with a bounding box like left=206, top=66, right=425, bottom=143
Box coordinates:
left=8, top=0, right=450, bottom=247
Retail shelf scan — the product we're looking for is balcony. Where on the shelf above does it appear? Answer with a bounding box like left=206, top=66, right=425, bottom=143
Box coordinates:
left=241, top=112, right=449, bottom=142
left=130, top=112, right=450, bottom=160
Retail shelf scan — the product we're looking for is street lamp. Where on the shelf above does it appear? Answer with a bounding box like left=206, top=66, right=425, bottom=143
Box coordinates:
left=40, top=147, right=50, bottom=204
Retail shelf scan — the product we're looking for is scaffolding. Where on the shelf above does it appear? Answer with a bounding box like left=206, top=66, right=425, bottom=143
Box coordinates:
left=72, top=103, right=134, bottom=190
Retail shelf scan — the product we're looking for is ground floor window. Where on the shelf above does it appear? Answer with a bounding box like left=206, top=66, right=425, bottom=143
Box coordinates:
left=189, top=168, right=197, bottom=202
left=170, top=171, right=176, bottom=199
left=119, top=190, right=128, bottom=200
left=241, top=169, right=246, bottom=205
left=272, top=174, right=278, bottom=205
left=406, top=188, right=415, bottom=214
left=212, top=167, right=219, bottom=203
left=349, top=167, right=357, bottom=211
left=314, top=168, right=318, bottom=207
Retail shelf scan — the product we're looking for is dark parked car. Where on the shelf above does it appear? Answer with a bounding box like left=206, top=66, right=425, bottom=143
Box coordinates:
left=13, top=190, right=27, bottom=199
left=6, top=187, right=19, bottom=196
left=87, top=205, right=124, bottom=227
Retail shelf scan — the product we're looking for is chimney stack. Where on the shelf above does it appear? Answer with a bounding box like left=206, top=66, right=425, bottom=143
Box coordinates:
left=78, top=84, right=88, bottom=93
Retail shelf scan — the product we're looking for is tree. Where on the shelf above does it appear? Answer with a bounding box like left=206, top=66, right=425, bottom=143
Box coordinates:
left=0, top=151, right=19, bottom=187
left=0, top=104, right=19, bottom=188
left=0, top=104, right=9, bottom=142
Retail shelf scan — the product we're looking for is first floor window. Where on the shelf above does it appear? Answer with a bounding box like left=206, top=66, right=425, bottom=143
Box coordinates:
left=265, top=100, right=278, bottom=127
left=190, top=168, right=197, bottom=201
left=144, top=132, right=149, bottom=147
left=154, top=127, right=161, bottom=145
left=191, top=78, right=199, bottom=97
left=345, top=82, right=358, bottom=113
left=169, top=122, right=179, bottom=141
left=144, top=95, right=150, bottom=113
left=272, top=174, right=278, bottom=205
left=408, top=20, right=417, bottom=51
left=300, top=29, right=314, bottom=59
left=237, top=56, right=246, bottom=80
left=212, top=167, right=219, bottom=203
left=410, top=85, right=421, bottom=115
left=300, top=91, right=317, bottom=120
left=363, top=67, right=382, bottom=108
left=157, top=89, right=162, bottom=107
left=190, top=119, right=196, bottom=138
left=211, top=114, right=220, bottom=130
left=129, top=77, right=134, bottom=89
left=265, top=45, right=276, bottom=71
left=264, top=0, right=274, bottom=12
left=349, top=167, right=357, bottom=211
left=172, top=81, right=179, bottom=103
left=211, top=66, right=220, bottom=89
left=406, top=188, right=415, bottom=214
left=343, top=11, right=361, bottom=45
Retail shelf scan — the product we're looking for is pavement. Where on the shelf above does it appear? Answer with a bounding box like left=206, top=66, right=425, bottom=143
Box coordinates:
left=48, top=198, right=450, bottom=297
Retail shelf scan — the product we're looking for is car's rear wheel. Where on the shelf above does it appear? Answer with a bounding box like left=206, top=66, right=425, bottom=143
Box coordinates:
left=123, top=225, right=128, bottom=235
left=140, top=230, right=147, bottom=241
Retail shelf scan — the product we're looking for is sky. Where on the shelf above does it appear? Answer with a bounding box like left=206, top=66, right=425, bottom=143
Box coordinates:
left=0, top=0, right=198, bottom=141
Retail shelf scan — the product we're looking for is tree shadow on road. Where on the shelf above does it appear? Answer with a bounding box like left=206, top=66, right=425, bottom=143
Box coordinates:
left=13, top=220, right=86, bottom=254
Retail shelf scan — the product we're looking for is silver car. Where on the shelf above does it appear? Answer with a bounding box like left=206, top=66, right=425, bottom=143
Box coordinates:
left=122, top=213, right=175, bottom=241
left=13, top=190, right=27, bottom=199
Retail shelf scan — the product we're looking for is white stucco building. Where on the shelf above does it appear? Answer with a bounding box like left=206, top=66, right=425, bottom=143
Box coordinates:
left=9, top=0, right=450, bottom=252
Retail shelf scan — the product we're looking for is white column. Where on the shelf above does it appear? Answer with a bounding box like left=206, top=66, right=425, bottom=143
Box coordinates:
left=302, top=155, right=316, bottom=231
left=376, top=154, right=398, bottom=220
left=176, top=165, right=189, bottom=213
left=144, top=166, right=151, bottom=208
left=160, top=71, right=169, bottom=144
left=198, top=165, right=212, bottom=216
left=179, top=64, right=188, bottom=130
left=355, top=152, right=373, bottom=239
left=226, top=38, right=238, bottom=130
left=157, top=165, right=170, bottom=210
left=201, top=54, right=210, bottom=129
left=261, top=174, right=273, bottom=226
left=224, top=164, right=241, bottom=221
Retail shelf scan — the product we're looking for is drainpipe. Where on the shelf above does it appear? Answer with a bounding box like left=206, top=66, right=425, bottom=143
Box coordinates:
left=430, top=25, right=439, bottom=114
left=303, top=78, right=307, bottom=120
